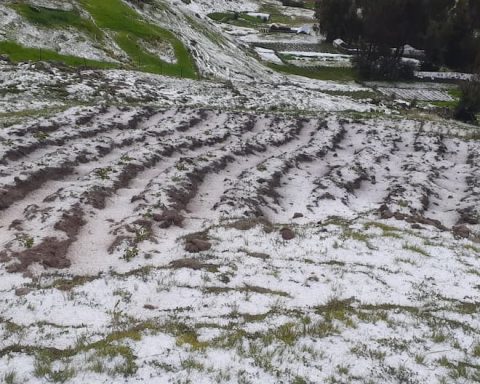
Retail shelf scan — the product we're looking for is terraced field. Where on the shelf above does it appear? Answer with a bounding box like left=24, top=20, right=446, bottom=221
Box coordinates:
left=1, top=106, right=480, bottom=383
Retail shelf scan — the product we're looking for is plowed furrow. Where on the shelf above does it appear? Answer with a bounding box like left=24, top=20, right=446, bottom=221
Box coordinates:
left=0, top=107, right=218, bottom=211
left=457, top=144, right=480, bottom=227
left=0, top=107, right=151, bottom=164
left=307, top=120, right=401, bottom=219
left=0, top=111, right=253, bottom=270
left=106, top=114, right=283, bottom=242
left=215, top=117, right=343, bottom=218
left=379, top=131, right=450, bottom=228
left=2, top=106, right=479, bottom=275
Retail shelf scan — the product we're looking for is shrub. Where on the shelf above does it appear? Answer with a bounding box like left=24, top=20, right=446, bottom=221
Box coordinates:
left=352, top=52, right=415, bottom=81
left=281, top=0, right=305, bottom=8
left=454, top=75, right=480, bottom=123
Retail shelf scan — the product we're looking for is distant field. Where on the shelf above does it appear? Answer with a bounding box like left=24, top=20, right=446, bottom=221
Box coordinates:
left=268, top=62, right=356, bottom=81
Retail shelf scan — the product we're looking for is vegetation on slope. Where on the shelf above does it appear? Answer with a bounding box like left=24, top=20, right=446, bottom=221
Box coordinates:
left=1, top=0, right=197, bottom=78
left=267, top=62, right=355, bottom=81
left=78, top=0, right=196, bottom=78
left=0, top=41, right=117, bottom=69
left=13, top=3, right=103, bottom=39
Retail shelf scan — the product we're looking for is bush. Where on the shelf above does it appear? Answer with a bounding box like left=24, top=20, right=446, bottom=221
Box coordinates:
left=419, top=61, right=440, bottom=72
left=352, top=53, right=415, bottom=81
left=281, top=0, right=305, bottom=8
left=454, top=76, right=480, bottom=123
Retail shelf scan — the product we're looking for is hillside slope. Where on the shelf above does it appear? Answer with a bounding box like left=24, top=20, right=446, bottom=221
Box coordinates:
left=0, top=0, right=281, bottom=80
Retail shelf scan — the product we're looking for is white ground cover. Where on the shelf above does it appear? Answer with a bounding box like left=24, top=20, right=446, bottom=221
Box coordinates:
left=254, top=47, right=283, bottom=64
left=0, top=62, right=373, bottom=114
left=0, top=104, right=479, bottom=383
left=0, top=217, right=479, bottom=383
left=0, top=1, right=479, bottom=382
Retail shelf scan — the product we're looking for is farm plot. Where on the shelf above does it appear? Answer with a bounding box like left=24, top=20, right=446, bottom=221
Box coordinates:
left=0, top=107, right=480, bottom=383
left=377, top=87, right=454, bottom=102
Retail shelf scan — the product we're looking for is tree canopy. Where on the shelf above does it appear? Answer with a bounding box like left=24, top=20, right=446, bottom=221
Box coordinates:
left=315, top=0, right=480, bottom=73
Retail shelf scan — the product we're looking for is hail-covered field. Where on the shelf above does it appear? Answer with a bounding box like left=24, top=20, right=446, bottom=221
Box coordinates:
left=0, top=0, right=480, bottom=383
left=0, top=99, right=479, bottom=384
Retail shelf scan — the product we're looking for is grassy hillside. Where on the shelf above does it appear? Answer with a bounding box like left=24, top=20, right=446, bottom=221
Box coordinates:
left=1, top=0, right=197, bottom=78
left=78, top=0, right=196, bottom=77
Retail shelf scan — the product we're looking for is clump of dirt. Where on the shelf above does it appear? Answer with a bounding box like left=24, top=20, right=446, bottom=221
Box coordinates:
left=177, top=110, right=208, bottom=132
left=280, top=227, right=295, bottom=240
left=153, top=210, right=184, bottom=228
left=182, top=230, right=212, bottom=253
left=0, top=165, right=73, bottom=210
left=54, top=206, right=86, bottom=237
left=15, top=287, right=32, bottom=296
left=4, top=206, right=85, bottom=273
left=452, top=225, right=471, bottom=239
left=247, top=252, right=270, bottom=260
left=457, top=207, right=479, bottom=225
left=170, top=258, right=217, bottom=270
left=227, top=217, right=273, bottom=232
left=379, top=205, right=447, bottom=231
left=185, top=238, right=212, bottom=253
left=6, top=237, right=72, bottom=273
left=343, top=169, right=370, bottom=194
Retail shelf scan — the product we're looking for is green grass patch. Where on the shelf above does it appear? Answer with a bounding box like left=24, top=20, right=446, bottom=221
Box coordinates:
left=0, top=105, right=81, bottom=129
left=402, top=243, right=430, bottom=257
left=78, top=0, right=196, bottom=78
left=430, top=87, right=461, bottom=109
left=315, top=298, right=355, bottom=322
left=208, top=12, right=266, bottom=28
left=464, top=244, right=480, bottom=253
left=267, top=63, right=355, bottom=81
left=13, top=4, right=102, bottom=39
left=259, top=4, right=313, bottom=25
left=0, top=41, right=117, bottom=69
left=364, top=221, right=403, bottom=239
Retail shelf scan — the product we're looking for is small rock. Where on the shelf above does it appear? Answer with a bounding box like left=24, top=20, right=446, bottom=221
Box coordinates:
left=452, top=225, right=471, bottom=239
left=280, top=227, right=295, bottom=240
left=292, top=212, right=304, bottom=219
left=143, top=304, right=157, bottom=310
left=185, top=238, right=212, bottom=253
